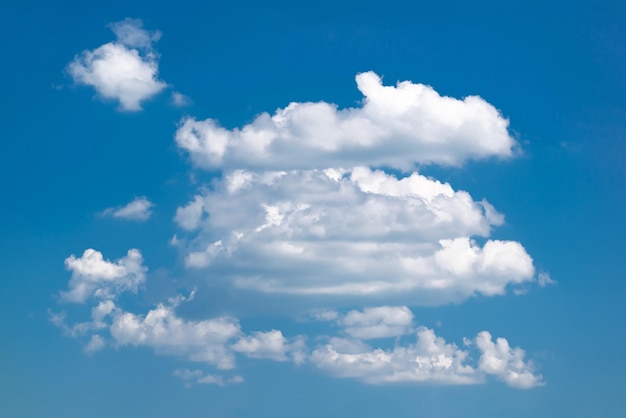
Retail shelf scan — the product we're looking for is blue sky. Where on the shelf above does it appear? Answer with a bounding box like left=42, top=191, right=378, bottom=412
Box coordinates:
left=1, top=1, right=626, bottom=417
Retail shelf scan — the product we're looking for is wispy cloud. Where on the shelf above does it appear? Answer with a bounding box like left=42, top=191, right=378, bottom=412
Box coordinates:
left=102, top=197, right=154, bottom=221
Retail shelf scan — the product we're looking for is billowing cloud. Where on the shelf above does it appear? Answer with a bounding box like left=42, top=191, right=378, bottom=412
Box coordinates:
left=52, top=248, right=543, bottom=389
left=110, top=302, right=241, bottom=369
left=175, top=71, right=517, bottom=171
left=173, top=167, right=534, bottom=303
left=60, top=249, right=146, bottom=303
left=475, top=331, right=544, bottom=389
left=67, top=18, right=166, bottom=111
left=102, top=197, right=154, bottom=221
left=311, top=326, right=543, bottom=388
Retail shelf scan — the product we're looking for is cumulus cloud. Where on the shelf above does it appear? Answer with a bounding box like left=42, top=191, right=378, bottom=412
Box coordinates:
left=110, top=302, right=241, bottom=369
left=67, top=18, right=166, bottom=111
left=175, top=71, right=517, bottom=171
left=338, top=306, right=414, bottom=339
left=475, top=331, right=544, bottom=389
left=311, top=326, right=543, bottom=388
left=231, top=330, right=306, bottom=363
left=60, top=249, right=146, bottom=303
left=173, top=167, right=534, bottom=303
left=102, top=197, right=154, bottom=221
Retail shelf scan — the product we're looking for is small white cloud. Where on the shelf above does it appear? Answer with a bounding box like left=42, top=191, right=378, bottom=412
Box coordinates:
left=228, top=375, right=244, bottom=384
left=537, top=272, right=556, bottom=287
left=339, top=306, right=414, bottom=339
left=67, top=18, right=167, bottom=111
left=197, top=374, right=225, bottom=386
left=84, top=335, right=106, bottom=354
left=174, top=195, right=204, bottom=231
left=231, top=330, right=304, bottom=362
left=60, top=249, right=146, bottom=303
left=102, top=197, right=154, bottom=221
left=172, top=368, right=203, bottom=381
left=171, top=91, right=192, bottom=107
left=475, top=331, right=544, bottom=389
left=175, top=71, right=517, bottom=171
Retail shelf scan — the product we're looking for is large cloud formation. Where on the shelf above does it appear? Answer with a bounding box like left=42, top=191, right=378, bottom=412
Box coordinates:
left=173, top=167, right=534, bottom=303
left=67, top=19, right=167, bottom=111
left=52, top=253, right=543, bottom=388
left=176, top=72, right=516, bottom=171
left=172, top=72, right=538, bottom=304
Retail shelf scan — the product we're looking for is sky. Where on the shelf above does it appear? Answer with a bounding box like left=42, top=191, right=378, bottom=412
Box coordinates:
left=1, top=1, right=626, bottom=417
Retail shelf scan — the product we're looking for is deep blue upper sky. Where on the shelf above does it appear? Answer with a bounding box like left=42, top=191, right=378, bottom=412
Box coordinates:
left=1, top=1, right=625, bottom=417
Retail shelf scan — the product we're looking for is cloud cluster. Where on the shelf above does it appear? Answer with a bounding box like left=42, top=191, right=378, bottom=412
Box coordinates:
left=52, top=254, right=543, bottom=389
left=173, top=167, right=534, bottom=303
left=67, top=18, right=166, bottom=111
left=311, top=326, right=542, bottom=388
left=176, top=72, right=516, bottom=171
left=59, top=21, right=549, bottom=390
left=102, top=197, right=154, bottom=221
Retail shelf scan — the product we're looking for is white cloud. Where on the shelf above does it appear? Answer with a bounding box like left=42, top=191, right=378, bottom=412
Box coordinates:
left=311, top=327, right=478, bottom=385
left=231, top=330, right=305, bottom=363
left=175, top=71, right=517, bottom=171
left=475, top=331, right=544, bottom=389
left=174, top=167, right=534, bottom=303
left=68, top=18, right=166, bottom=111
left=84, top=335, right=106, bottom=354
left=174, top=195, right=205, bottom=231
left=102, top=197, right=154, bottom=221
left=537, top=272, right=556, bottom=287
left=110, top=303, right=241, bottom=370
left=339, top=306, right=414, bottom=339
left=171, top=91, right=192, bottom=107
left=311, top=326, right=543, bottom=388
left=172, top=368, right=243, bottom=387
left=60, top=249, right=146, bottom=303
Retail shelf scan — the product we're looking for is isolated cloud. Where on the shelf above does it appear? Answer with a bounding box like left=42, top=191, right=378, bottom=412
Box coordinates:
left=174, top=167, right=534, bottom=303
left=311, top=326, right=543, bottom=388
left=60, top=249, right=146, bottom=303
left=102, top=197, right=154, bottom=221
left=68, top=18, right=166, bottom=111
left=176, top=71, right=517, bottom=171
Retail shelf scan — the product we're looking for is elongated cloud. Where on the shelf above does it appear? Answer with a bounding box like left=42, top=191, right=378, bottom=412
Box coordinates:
left=176, top=71, right=516, bottom=171
left=102, top=197, right=154, bottom=221
left=311, top=326, right=542, bottom=388
left=174, top=167, right=534, bottom=303
left=68, top=18, right=166, bottom=111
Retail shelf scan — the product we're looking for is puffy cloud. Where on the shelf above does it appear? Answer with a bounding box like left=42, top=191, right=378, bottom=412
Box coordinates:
left=311, top=327, right=543, bottom=388
left=475, top=331, right=544, bottom=389
left=60, top=249, right=146, bottom=303
left=339, top=306, right=414, bottom=339
left=231, top=330, right=305, bottom=362
left=102, top=197, right=154, bottom=221
left=311, top=327, right=477, bottom=385
left=67, top=18, right=166, bottom=111
left=174, top=167, right=534, bottom=303
left=175, top=71, right=517, bottom=171
left=110, top=303, right=241, bottom=370
left=171, top=91, right=192, bottom=107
